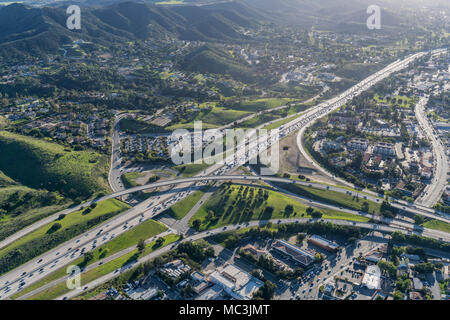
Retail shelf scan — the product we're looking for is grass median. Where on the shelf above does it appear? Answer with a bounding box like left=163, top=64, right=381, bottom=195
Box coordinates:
left=26, top=234, right=180, bottom=300
left=11, top=219, right=168, bottom=299
left=189, top=184, right=369, bottom=231
left=0, top=199, right=130, bottom=276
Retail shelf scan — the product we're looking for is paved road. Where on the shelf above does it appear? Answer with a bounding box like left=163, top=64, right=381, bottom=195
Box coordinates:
left=170, top=186, right=217, bottom=234
left=109, top=114, right=128, bottom=193
left=17, top=230, right=174, bottom=300
left=278, top=234, right=386, bottom=300
left=0, top=51, right=438, bottom=299
left=54, top=218, right=423, bottom=301
left=0, top=51, right=431, bottom=253
left=76, top=175, right=450, bottom=223
left=296, top=125, right=354, bottom=188
left=414, top=96, right=448, bottom=207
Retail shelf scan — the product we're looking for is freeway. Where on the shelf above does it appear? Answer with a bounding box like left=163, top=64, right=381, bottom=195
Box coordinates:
left=16, top=230, right=175, bottom=300
left=52, top=217, right=433, bottom=301
left=0, top=50, right=428, bottom=253
left=69, top=175, right=450, bottom=223
left=414, top=96, right=448, bottom=207
left=1, top=172, right=449, bottom=300
left=109, top=114, right=128, bottom=193
left=0, top=50, right=439, bottom=299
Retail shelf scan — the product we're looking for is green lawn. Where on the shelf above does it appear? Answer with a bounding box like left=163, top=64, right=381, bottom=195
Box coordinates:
left=26, top=234, right=180, bottom=300
left=173, top=162, right=211, bottom=177
left=263, top=113, right=302, bottom=131
left=374, top=94, right=418, bottom=109
left=120, top=172, right=142, bottom=188
left=166, top=189, right=206, bottom=219
left=189, top=185, right=369, bottom=231
left=0, top=169, right=15, bottom=187
left=0, top=199, right=71, bottom=243
left=281, top=183, right=382, bottom=215
left=422, top=220, right=450, bottom=233
left=167, top=102, right=250, bottom=129
left=233, top=98, right=296, bottom=112
left=11, top=219, right=168, bottom=299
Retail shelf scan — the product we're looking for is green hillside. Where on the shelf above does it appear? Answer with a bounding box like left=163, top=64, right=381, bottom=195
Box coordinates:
left=181, top=45, right=254, bottom=82
left=0, top=131, right=110, bottom=199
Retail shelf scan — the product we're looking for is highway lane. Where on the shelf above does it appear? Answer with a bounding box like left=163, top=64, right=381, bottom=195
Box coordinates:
left=16, top=230, right=174, bottom=300
left=0, top=51, right=430, bottom=252
left=414, top=96, right=448, bottom=207
left=2, top=171, right=448, bottom=300
left=0, top=114, right=126, bottom=251
left=0, top=51, right=438, bottom=298
left=54, top=217, right=430, bottom=300
left=74, top=175, right=450, bottom=223
left=0, top=189, right=188, bottom=299
left=109, top=114, right=128, bottom=193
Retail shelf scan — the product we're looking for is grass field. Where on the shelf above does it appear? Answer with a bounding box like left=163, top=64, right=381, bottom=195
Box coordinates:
left=166, top=189, right=206, bottom=219
left=233, top=98, right=296, bottom=112
left=0, top=199, right=130, bottom=275
left=12, top=219, right=168, bottom=299
left=173, top=162, right=210, bottom=177
left=281, top=183, right=382, bottom=215
left=0, top=184, right=70, bottom=241
left=0, top=170, right=13, bottom=187
left=422, top=220, right=450, bottom=233
left=374, top=94, right=418, bottom=109
left=0, top=131, right=110, bottom=198
left=189, top=184, right=369, bottom=231
left=26, top=234, right=180, bottom=300
left=120, top=172, right=142, bottom=188
left=239, top=113, right=281, bottom=128
left=166, top=98, right=301, bottom=130
left=263, top=113, right=302, bottom=131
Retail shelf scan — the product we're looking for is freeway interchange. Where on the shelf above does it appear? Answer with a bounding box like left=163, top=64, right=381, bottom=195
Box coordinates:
left=1, top=50, right=448, bottom=300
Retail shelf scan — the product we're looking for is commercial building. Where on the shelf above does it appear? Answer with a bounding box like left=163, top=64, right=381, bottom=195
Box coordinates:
left=208, top=264, right=263, bottom=300
left=128, top=287, right=158, bottom=300
left=360, top=265, right=381, bottom=290
left=241, top=244, right=267, bottom=259
left=159, top=259, right=191, bottom=279
left=190, top=271, right=209, bottom=294
left=271, top=239, right=315, bottom=266
left=308, top=235, right=340, bottom=252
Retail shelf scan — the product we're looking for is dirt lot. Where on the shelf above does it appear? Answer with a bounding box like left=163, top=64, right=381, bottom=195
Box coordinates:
left=277, top=130, right=337, bottom=185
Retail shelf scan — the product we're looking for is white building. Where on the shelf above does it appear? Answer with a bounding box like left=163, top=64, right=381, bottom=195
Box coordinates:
left=361, top=265, right=381, bottom=290
left=209, top=264, right=263, bottom=300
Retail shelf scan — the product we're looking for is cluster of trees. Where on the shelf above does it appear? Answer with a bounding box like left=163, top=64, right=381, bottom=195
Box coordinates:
left=218, top=222, right=364, bottom=250
left=306, top=206, right=323, bottom=219
left=380, top=200, right=397, bottom=218
left=391, top=232, right=450, bottom=253
left=253, top=280, right=277, bottom=300
left=412, top=262, right=442, bottom=275
left=0, top=189, right=63, bottom=218
left=192, top=185, right=272, bottom=229
left=176, top=241, right=215, bottom=265
left=377, top=260, right=397, bottom=277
